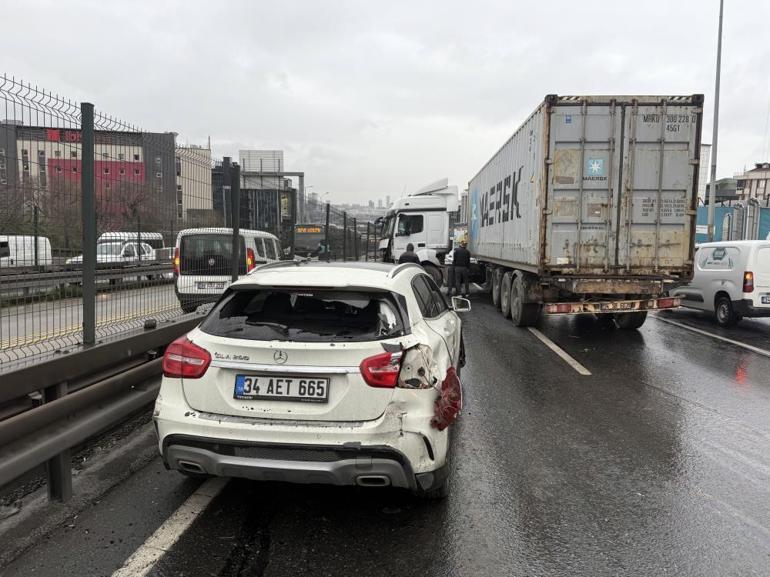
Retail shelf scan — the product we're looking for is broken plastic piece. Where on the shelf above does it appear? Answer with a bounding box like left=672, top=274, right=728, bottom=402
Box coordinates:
left=431, top=367, right=462, bottom=431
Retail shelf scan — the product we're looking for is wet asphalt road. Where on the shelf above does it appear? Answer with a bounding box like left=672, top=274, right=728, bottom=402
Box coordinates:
left=3, top=297, right=770, bottom=576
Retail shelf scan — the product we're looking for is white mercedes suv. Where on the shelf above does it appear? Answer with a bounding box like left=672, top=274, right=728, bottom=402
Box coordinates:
left=154, top=261, right=468, bottom=499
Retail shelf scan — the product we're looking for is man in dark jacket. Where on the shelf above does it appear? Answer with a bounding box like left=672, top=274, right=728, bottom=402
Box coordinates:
left=398, top=243, right=421, bottom=265
left=451, top=240, right=471, bottom=297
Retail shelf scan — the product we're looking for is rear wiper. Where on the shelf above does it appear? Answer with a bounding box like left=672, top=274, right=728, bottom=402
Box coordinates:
left=244, top=320, right=289, bottom=336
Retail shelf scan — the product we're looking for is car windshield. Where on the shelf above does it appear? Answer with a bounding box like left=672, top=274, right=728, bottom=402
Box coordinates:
left=200, top=288, right=405, bottom=342
left=97, top=243, right=123, bottom=256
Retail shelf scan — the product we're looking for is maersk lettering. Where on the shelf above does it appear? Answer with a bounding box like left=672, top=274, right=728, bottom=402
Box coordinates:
left=479, top=166, right=523, bottom=228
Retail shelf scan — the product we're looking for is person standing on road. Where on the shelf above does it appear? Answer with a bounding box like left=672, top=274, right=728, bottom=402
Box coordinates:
left=451, top=239, right=471, bottom=297
left=398, top=243, right=421, bottom=265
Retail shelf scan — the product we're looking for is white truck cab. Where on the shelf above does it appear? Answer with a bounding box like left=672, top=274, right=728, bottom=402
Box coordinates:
left=378, top=178, right=459, bottom=285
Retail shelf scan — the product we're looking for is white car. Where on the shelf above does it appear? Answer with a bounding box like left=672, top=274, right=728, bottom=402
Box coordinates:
left=65, top=241, right=155, bottom=264
left=155, top=261, right=469, bottom=499
left=670, top=240, right=770, bottom=326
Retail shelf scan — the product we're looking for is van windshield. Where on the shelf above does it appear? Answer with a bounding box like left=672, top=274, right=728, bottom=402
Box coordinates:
left=200, top=288, right=406, bottom=342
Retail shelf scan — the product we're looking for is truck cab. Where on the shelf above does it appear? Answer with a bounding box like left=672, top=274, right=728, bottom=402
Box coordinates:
left=378, top=178, right=459, bottom=285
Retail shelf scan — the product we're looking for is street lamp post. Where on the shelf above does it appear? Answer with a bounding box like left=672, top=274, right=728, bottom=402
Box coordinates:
left=707, top=0, right=724, bottom=242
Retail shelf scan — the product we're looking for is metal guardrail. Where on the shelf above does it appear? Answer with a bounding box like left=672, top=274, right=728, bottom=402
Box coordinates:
left=0, top=263, right=173, bottom=291
left=0, top=315, right=201, bottom=500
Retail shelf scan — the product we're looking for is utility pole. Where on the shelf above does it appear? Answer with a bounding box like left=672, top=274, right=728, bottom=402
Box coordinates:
left=707, top=0, right=724, bottom=242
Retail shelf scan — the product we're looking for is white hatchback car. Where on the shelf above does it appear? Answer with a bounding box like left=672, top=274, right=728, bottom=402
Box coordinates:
left=670, top=240, right=770, bottom=326
left=155, top=261, right=468, bottom=498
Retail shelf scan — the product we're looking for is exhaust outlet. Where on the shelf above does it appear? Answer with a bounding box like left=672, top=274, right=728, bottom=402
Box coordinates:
left=356, top=475, right=391, bottom=487
left=178, top=460, right=205, bottom=474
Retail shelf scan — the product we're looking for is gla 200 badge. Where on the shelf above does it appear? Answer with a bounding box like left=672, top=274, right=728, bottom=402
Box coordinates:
left=273, top=350, right=288, bottom=364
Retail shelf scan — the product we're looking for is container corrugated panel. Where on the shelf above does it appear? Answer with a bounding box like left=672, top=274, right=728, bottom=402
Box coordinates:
left=469, top=95, right=703, bottom=279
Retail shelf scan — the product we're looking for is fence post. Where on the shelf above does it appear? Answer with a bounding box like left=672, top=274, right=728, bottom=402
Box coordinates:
left=325, top=203, right=331, bottom=262
left=342, top=211, right=347, bottom=261
left=33, top=205, right=40, bottom=269
left=137, top=213, right=142, bottom=263
left=365, top=222, right=370, bottom=262
left=289, top=187, right=297, bottom=260
left=230, top=161, right=241, bottom=282
left=353, top=218, right=358, bottom=261
left=81, top=102, right=96, bottom=347
left=44, top=382, right=72, bottom=502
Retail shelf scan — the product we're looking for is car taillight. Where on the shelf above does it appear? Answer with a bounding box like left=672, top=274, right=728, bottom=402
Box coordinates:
left=246, top=247, right=256, bottom=272
left=162, top=336, right=211, bottom=379
left=743, top=271, right=754, bottom=293
left=360, top=351, right=403, bottom=388
left=173, top=247, right=180, bottom=278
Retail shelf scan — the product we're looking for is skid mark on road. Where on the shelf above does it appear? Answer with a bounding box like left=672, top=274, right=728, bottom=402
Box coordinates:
left=653, top=315, right=770, bottom=358
left=111, top=477, right=229, bottom=577
left=527, top=327, right=592, bottom=375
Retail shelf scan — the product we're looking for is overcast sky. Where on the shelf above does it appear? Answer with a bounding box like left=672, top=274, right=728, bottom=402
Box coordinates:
left=2, top=0, right=769, bottom=203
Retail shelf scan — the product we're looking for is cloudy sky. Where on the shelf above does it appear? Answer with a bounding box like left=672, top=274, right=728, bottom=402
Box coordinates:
left=2, top=0, right=769, bottom=203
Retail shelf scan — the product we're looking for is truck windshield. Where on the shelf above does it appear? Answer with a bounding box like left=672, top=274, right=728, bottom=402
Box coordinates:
left=382, top=215, right=395, bottom=237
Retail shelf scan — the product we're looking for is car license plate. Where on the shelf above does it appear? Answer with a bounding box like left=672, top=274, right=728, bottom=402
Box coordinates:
left=197, top=281, right=225, bottom=290
left=234, top=374, right=329, bottom=403
left=762, top=295, right=770, bottom=304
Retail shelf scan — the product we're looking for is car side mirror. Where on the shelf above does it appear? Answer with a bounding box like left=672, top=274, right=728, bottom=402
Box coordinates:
left=451, top=296, right=471, bottom=312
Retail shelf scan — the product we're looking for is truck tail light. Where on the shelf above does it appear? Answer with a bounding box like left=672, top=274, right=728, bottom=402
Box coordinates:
left=360, top=351, right=403, bottom=388
left=163, top=336, right=211, bottom=379
left=246, top=247, right=256, bottom=272
left=173, top=247, right=180, bottom=278
left=546, top=303, right=572, bottom=314
left=743, top=271, right=754, bottom=293
left=656, top=297, right=678, bottom=309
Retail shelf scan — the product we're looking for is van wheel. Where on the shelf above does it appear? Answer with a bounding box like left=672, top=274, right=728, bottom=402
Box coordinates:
left=424, top=264, right=443, bottom=287
left=715, top=296, right=739, bottom=327
left=615, top=311, right=647, bottom=329
left=500, top=272, right=512, bottom=318
left=491, top=270, right=502, bottom=308
left=510, top=276, right=540, bottom=327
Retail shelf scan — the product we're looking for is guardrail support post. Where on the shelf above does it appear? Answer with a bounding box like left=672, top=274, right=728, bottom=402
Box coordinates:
left=81, top=102, right=96, bottom=347
left=44, top=382, right=72, bottom=502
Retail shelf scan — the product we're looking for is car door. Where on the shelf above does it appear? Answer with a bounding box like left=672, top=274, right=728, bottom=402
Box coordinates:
left=411, top=274, right=459, bottom=370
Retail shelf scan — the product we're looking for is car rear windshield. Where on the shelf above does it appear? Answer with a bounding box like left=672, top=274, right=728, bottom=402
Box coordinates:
left=200, top=288, right=406, bottom=342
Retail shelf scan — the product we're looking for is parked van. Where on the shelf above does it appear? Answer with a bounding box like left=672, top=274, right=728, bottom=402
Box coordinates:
left=670, top=240, right=770, bottom=326
left=0, top=235, right=53, bottom=268
left=174, top=228, right=282, bottom=313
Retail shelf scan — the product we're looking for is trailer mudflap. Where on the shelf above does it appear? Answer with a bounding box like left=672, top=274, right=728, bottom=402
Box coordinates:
left=545, top=297, right=680, bottom=315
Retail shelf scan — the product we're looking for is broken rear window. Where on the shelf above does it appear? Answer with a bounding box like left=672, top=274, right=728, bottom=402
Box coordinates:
left=200, top=288, right=406, bottom=342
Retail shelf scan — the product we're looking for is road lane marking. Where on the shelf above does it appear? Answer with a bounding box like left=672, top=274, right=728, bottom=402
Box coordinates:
left=111, top=476, right=229, bottom=577
left=653, top=315, right=770, bottom=359
left=527, top=327, right=592, bottom=376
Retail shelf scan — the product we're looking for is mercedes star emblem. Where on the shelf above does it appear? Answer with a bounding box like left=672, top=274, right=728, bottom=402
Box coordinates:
left=273, top=350, right=288, bottom=364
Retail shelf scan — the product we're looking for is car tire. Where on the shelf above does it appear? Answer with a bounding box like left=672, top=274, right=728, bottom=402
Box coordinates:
left=424, top=264, right=443, bottom=287
left=180, top=302, right=198, bottom=314
left=500, top=272, right=512, bottom=318
left=614, top=311, right=647, bottom=329
left=714, top=296, right=738, bottom=327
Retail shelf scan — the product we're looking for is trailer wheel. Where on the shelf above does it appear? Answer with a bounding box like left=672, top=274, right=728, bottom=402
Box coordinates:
left=510, top=276, right=541, bottom=327
left=500, top=272, right=512, bottom=318
left=424, top=264, right=444, bottom=287
left=614, top=311, right=647, bottom=330
left=491, top=269, right=502, bottom=309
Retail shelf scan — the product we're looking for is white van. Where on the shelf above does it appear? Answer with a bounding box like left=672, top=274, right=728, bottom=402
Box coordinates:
left=97, top=231, right=165, bottom=250
left=174, top=228, right=282, bottom=313
left=0, top=235, right=53, bottom=268
left=670, top=240, right=770, bottom=326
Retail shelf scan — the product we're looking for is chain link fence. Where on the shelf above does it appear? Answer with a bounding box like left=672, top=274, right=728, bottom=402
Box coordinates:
left=0, top=75, right=383, bottom=368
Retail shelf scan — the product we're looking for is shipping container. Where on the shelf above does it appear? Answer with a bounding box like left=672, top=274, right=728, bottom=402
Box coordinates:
left=468, top=94, right=704, bottom=328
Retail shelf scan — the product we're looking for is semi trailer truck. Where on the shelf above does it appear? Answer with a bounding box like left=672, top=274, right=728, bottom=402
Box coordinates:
left=469, top=94, right=704, bottom=329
